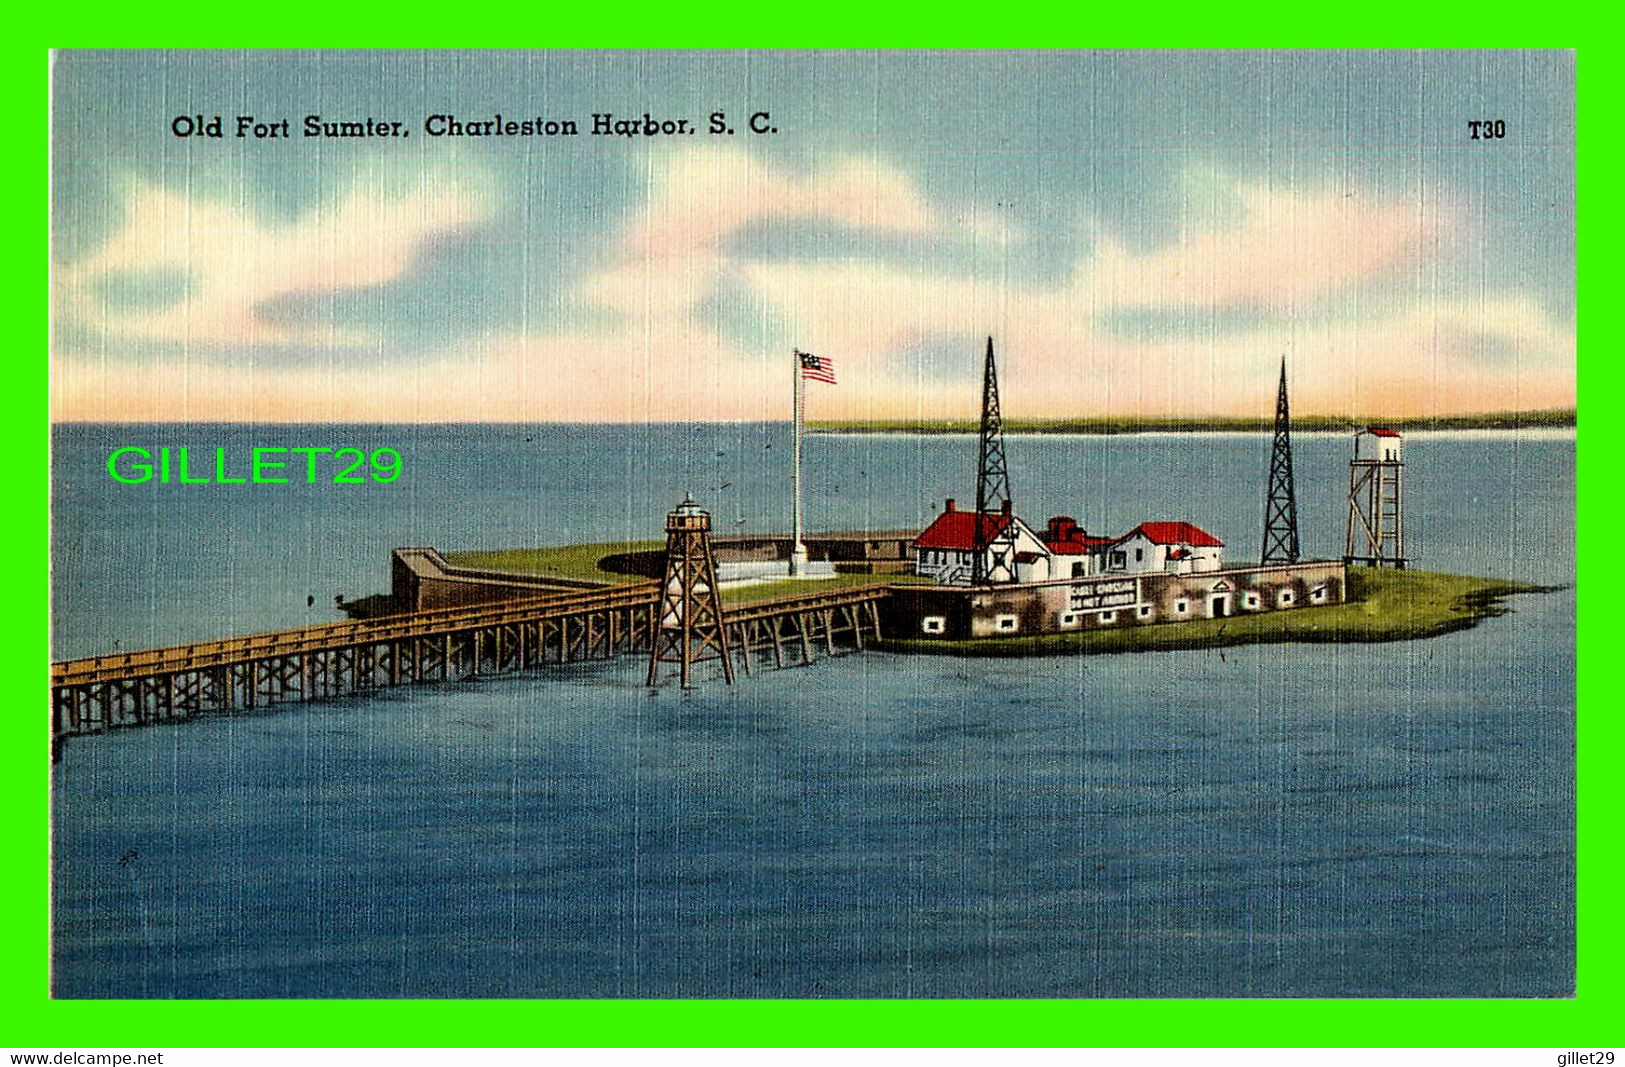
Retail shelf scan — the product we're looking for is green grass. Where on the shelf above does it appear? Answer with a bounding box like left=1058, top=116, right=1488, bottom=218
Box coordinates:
left=810, top=410, right=1576, bottom=435
left=443, top=541, right=663, bottom=584
left=876, top=568, right=1556, bottom=656
left=442, top=542, right=927, bottom=604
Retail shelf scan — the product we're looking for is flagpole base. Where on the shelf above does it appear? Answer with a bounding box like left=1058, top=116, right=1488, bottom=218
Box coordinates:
left=789, top=545, right=808, bottom=577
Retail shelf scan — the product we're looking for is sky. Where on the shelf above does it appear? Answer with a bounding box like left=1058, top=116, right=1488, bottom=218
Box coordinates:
left=50, top=50, right=1576, bottom=423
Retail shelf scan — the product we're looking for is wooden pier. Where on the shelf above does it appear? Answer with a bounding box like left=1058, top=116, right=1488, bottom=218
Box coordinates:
left=50, top=582, right=661, bottom=739
left=50, top=583, right=894, bottom=744
left=727, top=587, right=887, bottom=674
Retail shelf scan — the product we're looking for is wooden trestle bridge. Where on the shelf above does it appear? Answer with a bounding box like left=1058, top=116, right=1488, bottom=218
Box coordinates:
left=50, top=583, right=891, bottom=743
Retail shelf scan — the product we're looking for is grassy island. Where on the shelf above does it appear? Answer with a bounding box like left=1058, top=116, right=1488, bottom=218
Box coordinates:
left=876, top=569, right=1556, bottom=657
left=393, top=547, right=1554, bottom=657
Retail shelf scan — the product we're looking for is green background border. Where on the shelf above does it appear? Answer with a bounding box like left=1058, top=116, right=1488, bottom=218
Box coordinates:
left=13, top=24, right=1608, bottom=1047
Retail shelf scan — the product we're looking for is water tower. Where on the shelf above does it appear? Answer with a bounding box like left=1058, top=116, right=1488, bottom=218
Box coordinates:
left=647, top=496, right=735, bottom=687
left=1344, top=427, right=1406, bottom=568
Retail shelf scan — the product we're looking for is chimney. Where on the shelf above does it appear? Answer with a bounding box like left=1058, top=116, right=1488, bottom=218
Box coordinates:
left=945, top=498, right=956, bottom=512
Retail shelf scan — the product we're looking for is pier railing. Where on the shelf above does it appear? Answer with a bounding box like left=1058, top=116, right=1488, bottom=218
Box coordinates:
left=51, top=582, right=661, bottom=687
left=50, top=582, right=894, bottom=744
left=726, top=586, right=889, bottom=673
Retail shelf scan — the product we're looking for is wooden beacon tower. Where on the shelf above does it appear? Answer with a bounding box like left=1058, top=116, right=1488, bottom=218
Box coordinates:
left=1344, top=426, right=1406, bottom=568
left=647, top=495, right=736, bottom=688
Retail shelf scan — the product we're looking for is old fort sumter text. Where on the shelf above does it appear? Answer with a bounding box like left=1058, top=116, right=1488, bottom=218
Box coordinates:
left=170, top=112, right=779, bottom=140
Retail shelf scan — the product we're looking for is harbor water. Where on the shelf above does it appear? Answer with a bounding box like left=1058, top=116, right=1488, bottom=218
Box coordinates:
left=49, top=424, right=1576, bottom=998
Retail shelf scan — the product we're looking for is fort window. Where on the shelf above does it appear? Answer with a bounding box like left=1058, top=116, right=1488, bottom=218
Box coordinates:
left=1279, top=590, right=1295, bottom=607
left=1244, top=593, right=1260, bottom=609
left=1138, top=605, right=1153, bottom=618
left=1174, top=599, right=1188, bottom=615
left=1311, top=586, right=1327, bottom=602
left=1098, top=610, right=1117, bottom=624
left=1060, top=612, right=1078, bottom=628
left=995, top=614, right=1018, bottom=632
left=922, top=616, right=946, bottom=634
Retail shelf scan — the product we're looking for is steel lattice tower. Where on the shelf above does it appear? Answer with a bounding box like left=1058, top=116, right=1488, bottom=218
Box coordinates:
left=1260, top=358, right=1301, bottom=564
left=971, top=336, right=1017, bottom=585
left=647, top=496, right=735, bottom=688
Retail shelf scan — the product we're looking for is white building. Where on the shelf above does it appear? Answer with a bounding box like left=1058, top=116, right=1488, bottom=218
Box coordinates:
left=1355, top=426, right=1403, bottom=463
left=913, top=499, right=1051, bottom=585
left=1037, top=515, right=1112, bottom=580
left=1107, top=521, right=1224, bottom=575
left=914, top=504, right=1225, bottom=585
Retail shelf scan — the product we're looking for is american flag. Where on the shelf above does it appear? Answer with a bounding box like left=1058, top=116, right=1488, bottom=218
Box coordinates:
left=797, top=349, right=837, bottom=385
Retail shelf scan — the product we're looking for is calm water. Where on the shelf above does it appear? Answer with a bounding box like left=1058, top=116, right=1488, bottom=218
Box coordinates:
left=50, top=424, right=1576, bottom=998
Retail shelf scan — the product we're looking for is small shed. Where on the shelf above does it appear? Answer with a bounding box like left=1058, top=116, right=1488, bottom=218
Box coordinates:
left=1356, top=426, right=1403, bottom=463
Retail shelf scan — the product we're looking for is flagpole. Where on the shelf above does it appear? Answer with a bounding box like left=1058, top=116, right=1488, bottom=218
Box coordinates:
left=791, top=349, right=806, bottom=577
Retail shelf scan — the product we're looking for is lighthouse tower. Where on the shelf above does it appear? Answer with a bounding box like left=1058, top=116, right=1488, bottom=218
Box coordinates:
left=1344, top=427, right=1407, bottom=568
left=647, top=496, right=735, bottom=687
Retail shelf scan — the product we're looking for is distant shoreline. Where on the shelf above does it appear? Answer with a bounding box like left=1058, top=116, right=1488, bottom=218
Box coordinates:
left=809, top=410, right=1576, bottom=436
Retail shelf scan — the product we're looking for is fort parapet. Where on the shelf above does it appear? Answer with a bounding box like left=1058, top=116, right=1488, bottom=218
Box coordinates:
left=391, top=547, right=607, bottom=612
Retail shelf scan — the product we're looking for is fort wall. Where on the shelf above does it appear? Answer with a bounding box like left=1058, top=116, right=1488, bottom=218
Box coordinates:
left=883, top=560, right=1347, bottom=640
left=391, top=547, right=604, bottom=612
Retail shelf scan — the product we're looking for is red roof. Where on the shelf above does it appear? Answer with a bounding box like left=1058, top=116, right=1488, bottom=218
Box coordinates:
left=1118, top=521, right=1224, bottom=548
left=1364, top=426, right=1402, bottom=438
left=914, top=509, right=1012, bottom=551
left=1045, top=536, right=1114, bottom=555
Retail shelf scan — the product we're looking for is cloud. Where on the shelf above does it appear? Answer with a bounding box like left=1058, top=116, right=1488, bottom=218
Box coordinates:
left=626, top=148, right=940, bottom=260
left=583, top=146, right=943, bottom=320
left=57, top=164, right=495, bottom=352
left=1075, top=182, right=1448, bottom=310
left=723, top=175, right=1567, bottom=420
left=51, top=147, right=1573, bottom=422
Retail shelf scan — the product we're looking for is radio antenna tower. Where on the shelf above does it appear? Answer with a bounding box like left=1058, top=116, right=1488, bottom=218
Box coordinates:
left=971, top=336, right=1016, bottom=585
left=1260, top=358, right=1301, bottom=564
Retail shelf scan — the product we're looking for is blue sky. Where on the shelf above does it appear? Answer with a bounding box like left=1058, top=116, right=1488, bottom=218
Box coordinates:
left=51, top=50, right=1575, bottom=421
